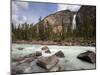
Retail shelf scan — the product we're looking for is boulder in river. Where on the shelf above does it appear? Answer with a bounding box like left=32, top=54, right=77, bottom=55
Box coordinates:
left=19, top=57, right=34, bottom=64
left=24, top=51, right=42, bottom=59
left=36, top=55, right=59, bottom=70
left=41, top=46, right=51, bottom=53
left=41, top=46, right=49, bottom=50
left=17, top=47, right=24, bottom=50
left=35, top=51, right=42, bottom=56
left=45, top=50, right=51, bottom=53
left=13, top=57, right=25, bottom=62
left=54, top=50, right=65, bottom=57
left=77, top=50, right=96, bottom=64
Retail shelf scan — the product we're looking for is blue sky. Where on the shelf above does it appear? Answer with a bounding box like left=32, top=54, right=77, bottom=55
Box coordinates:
left=12, top=1, right=81, bottom=25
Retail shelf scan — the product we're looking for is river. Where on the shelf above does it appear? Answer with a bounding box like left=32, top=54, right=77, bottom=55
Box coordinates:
left=11, top=43, right=96, bottom=73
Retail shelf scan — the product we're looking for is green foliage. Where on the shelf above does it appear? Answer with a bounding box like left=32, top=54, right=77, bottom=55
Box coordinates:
left=12, top=14, right=96, bottom=43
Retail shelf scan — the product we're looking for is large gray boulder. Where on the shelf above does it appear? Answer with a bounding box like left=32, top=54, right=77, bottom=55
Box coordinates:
left=36, top=55, right=59, bottom=70
left=77, top=50, right=96, bottom=64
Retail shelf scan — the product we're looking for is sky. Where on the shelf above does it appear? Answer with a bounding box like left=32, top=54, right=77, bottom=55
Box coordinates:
left=12, top=1, right=81, bottom=26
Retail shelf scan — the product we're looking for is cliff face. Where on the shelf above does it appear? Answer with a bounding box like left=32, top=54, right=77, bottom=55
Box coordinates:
left=35, top=10, right=74, bottom=33
left=32, top=5, right=96, bottom=41
left=76, top=6, right=96, bottom=38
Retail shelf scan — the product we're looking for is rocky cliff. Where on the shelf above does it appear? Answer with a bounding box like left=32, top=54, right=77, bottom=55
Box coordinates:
left=35, top=10, right=74, bottom=34
left=76, top=5, right=96, bottom=38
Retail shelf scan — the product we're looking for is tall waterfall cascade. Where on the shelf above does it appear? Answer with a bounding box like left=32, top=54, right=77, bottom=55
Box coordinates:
left=72, top=14, right=76, bottom=30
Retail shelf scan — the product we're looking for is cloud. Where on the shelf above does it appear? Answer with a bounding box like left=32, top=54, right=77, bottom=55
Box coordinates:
left=12, top=14, right=27, bottom=25
left=12, top=1, right=29, bottom=14
left=15, top=1, right=29, bottom=9
left=12, top=1, right=29, bottom=25
left=12, top=1, right=18, bottom=14
left=57, top=4, right=81, bottom=11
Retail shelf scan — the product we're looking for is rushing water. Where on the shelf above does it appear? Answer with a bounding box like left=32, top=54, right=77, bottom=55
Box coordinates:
left=11, top=44, right=96, bottom=72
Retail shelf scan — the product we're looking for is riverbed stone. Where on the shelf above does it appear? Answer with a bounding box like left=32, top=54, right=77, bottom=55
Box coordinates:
left=77, top=50, right=96, bottom=64
left=41, top=46, right=51, bottom=53
left=36, top=55, right=59, bottom=70
left=35, top=51, right=42, bottom=56
left=49, top=64, right=64, bottom=71
left=54, top=51, right=65, bottom=57
left=41, top=46, right=49, bottom=50
left=17, top=47, right=24, bottom=50
left=13, top=57, right=25, bottom=62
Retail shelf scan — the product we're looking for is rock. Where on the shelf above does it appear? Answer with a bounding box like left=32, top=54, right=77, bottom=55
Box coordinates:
left=15, top=63, right=30, bottom=74
left=36, top=55, right=59, bottom=70
left=17, top=48, right=24, bottom=50
left=13, top=57, right=25, bottom=62
left=35, top=51, right=42, bottom=56
left=91, top=43, right=96, bottom=47
left=24, top=60, right=46, bottom=73
left=54, top=51, right=65, bottom=57
left=11, top=65, right=17, bottom=75
left=45, top=50, right=51, bottom=53
left=24, top=53, right=36, bottom=58
left=49, top=64, right=59, bottom=72
left=41, top=46, right=49, bottom=51
left=49, top=64, right=64, bottom=71
left=58, top=65, right=65, bottom=71
left=11, top=64, right=24, bottom=74
left=41, top=46, right=51, bottom=53
left=19, top=58, right=34, bottom=64
left=77, top=50, right=96, bottom=64
left=24, top=51, right=41, bottom=59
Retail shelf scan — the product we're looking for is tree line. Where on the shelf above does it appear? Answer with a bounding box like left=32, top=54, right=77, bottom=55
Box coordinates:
left=12, top=16, right=96, bottom=43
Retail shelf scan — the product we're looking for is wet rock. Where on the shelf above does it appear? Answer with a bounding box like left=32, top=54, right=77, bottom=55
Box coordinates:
left=77, top=50, right=96, bottom=64
left=41, top=46, right=49, bottom=50
left=19, top=58, right=34, bottom=64
left=13, top=57, right=25, bottom=62
left=58, top=65, right=65, bottom=71
left=36, top=55, right=59, bottom=70
left=24, top=60, right=46, bottom=73
left=41, top=46, right=51, bottom=53
left=35, top=51, right=42, bottom=56
left=24, top=51, right=41, bottom=59
left=16, top=63, right=30, bottom=74
left=49, top=64, right=64, bottom=71
left=45, top=50, right=51, bottom=53
left=17, top=48, right=24, bottom=50
left=11, top=64, right=24, bottom=74
left=91, top=43, right=96, bottom=47
left=24, top=53, right=35, bottom=58
left=54, top=51, right=65, bottom=57
left=11, top=65, right=17, bottom=75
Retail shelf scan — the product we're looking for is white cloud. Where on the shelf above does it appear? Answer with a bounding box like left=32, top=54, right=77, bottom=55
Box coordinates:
left=12, top=1, right=29, bottom=25
left=12, top=1, right=18, bottom=14
left=12, top=14, right=18, bottom=24
left=15, top=2, right=29, bottom=9
left=12, top=1, right=29, bottom=14
left=12, top=14, right=27, bottom=25
left=57, top=4, right=81, bottom=11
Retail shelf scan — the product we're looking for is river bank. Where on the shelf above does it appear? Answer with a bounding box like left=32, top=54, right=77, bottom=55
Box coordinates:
left=13, top=40, right=96, bottom=47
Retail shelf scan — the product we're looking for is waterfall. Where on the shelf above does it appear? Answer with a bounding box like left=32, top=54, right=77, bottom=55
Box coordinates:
left=72, top=14, right=76, bottom=30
